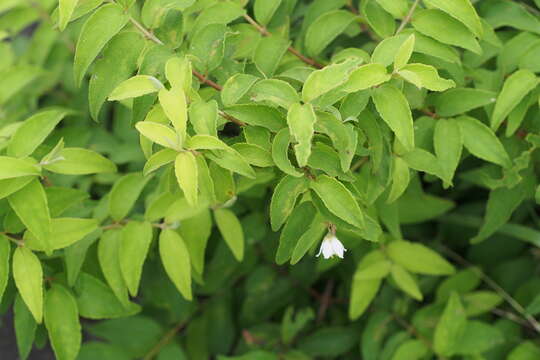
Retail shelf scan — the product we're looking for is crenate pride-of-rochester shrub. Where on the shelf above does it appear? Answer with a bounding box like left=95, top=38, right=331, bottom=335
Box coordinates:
left=1, top=0, right=540, bottom=359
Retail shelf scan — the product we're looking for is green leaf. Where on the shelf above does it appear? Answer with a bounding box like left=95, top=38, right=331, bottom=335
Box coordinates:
left=478, top=0, right=540, bottom=34
left=491, top=69, right=538, bottom=130
left=175, top=152, right=198, bottom=206
left=402, top=148, right=444, bottom=179
left=254, top=0, right=282, bottom=25
left=456, top=116, right=512, bottom=168
left=298, top=327, right=358, bottom=357
left=13, top=247, right=43, bottom=323
left=392, top=340, right=428, bottom=360
left=206, top=149, right=256, bottom=179
left=8, top=108, right=70, bottom=158
left=73, top=3, right=129, bottom=86
left=275, top=201, right=316, bottom=264
left=14, top=294, right=36, bottom=360
left=119, top=221, right=153, bottom=297
left=355, top=260, right=393, bottom=280
left=0, top=157, right=40, bottom=180
left=8, top=179, right=52, bottom=254
left=341, top=63, right=391, bottom=92
left=44, top=284, right=81, bottom=360
left=108, top=75, right=164, bottom=101
left=270, top=176, right=309, bottom=231
left=374, top=0, right=409, bottom=18
left=391, top=265, right=423, bottom=300
left=25, top=218, right=98, bottom=252
left=464, top=291, right=503, bottom=316
left=508, top=342, right=540, bottom=360
left=394, top=34, right=415, bottom=70
left=361, top=0, right=395, bottom=38
left=0, top=236, right=9, bottom=302
left=272, top=128, right=303, bottom=177
left=434, top=293, right=467, bottom=357
left=456, top=321, right=504, bottom=355
left=186, top=135, right=230, bottom=151
left=412, top=9, right=481, bottom=54
left=350, top=251, right=384, bottom=319
left=399, top=63, right=455, bottom=91
left=58, top=0, right=79, bottom=31
left=189, top=100, right=218, bottom=137
left=253, top=35, right=289, bottom=78
left=249, top=79, right=299, bottom=109
left=89, top=32, right=144, bottom=120
left=221, top=74, right=259, bottom=107
left=387, top=240, right=455, bottom=275
left=225, top=105, right=286, bottom=132
left=287, top=103, right=316, bottom=167
left=388, top=156, right=410, bottom=203
left=290, top=217, right=326, bottom=265
left=179, top=210, right=212, bottom=275
left=165, top=57, right=192, bottom=93
left=74, top=273, right=140, bottom=319
left=372, top=84, right=414, bottom=151
left=98, top=230, right=129, bottom=307
left=471, top=182, right=527, bottom=244
left=434, top=118, right=462, bottom=186
left=0, top=177, right=35, bottom=200
left=159, top=229, right=192, bottom=300
left=143, top=148, right=177, bottom=176
left=135, top=121, right=182, bottom=150
left=0, top=65, right=42, bottom=105
left=43, top=148, right=117, bottom=174
left=214, top=208, right=244, bottom=261
left=433, top=88, right=497, bottom=117
left=232, top=143, right=273, bottom=167
left=305, top=10, right=356, bottom=56
left=109, top=173, right=151, bottom=221
left=424, top=0, right=483, bottom=37
left=190, top=23, right=226, bottom=72
left=309, top=175, right=364, bottom=228
left=159, top=87, right=187, bottom=139
left=302, top=58, right=359, bottom=102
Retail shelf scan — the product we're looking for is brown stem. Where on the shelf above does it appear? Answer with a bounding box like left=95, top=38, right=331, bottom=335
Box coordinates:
left=192, top=69, right=223, bottom=91
left=218, top=110, right=245, bottom=127
left=317, top=279, right=335, bottom=323
left=396, top=0, right=421, bottom=34
left=143, top=321, right=188, bottom=360
left=242, top=13, right=323, bottom=69
left=440, top=245, right=540, bottom=334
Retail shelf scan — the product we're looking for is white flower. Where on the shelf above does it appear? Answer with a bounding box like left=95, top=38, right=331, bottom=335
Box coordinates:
left=316, top=233, right=347, bottom=259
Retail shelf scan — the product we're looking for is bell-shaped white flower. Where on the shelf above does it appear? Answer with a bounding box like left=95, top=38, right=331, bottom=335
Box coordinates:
left=316, top=233, right=347, bottom=259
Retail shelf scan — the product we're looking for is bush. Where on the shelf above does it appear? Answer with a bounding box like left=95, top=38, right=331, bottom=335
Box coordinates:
left=1, top=0, right=540, bottom=359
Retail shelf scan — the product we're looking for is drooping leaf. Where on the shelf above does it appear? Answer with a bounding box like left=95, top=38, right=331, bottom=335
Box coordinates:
left=159, top=229, right=192, bottom=300
left=73, top=3, right=129, bottom=86
left=214, top=208, right=244, bottom=261
left=13, top=247, right=43, bottom=323
left=44, top=284, right=82, bottom=360
left=372, top=84, right=415, bottom=151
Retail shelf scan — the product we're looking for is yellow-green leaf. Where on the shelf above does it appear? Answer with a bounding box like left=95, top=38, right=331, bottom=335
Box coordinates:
left=108, top=75, right=164, bottom=101
left=13, top=247, right=43, bottom=323
left=159, top=229, right=192, bottom=300
left=214, top=208, right=244, bottom=261
left=175, top=152, right=199, bottom=206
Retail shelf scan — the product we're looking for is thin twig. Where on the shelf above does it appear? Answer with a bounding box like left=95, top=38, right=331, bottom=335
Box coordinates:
left=127, top=16, right=244, bottom=127
left=317, top=279, right=335, bottom=323
left=393, top=313, right=435, bottom=353
left=396, top=0, right=421, bottom=34
left=192, top=70, right=223, bottom=91
left=218, top=110, right=245, bottom=127
left=440, top=245, right=540, bottom=334
left=0, top=232, right=24, bottom=246
left=242, top=13, right=324, bottom=69
left=129, top=16, right=164, bottom=45
left=143, top=321, right=188, bottom=360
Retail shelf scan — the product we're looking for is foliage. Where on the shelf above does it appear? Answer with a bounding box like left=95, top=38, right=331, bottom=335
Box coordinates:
left=1, top=0, right=540, bottom=359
